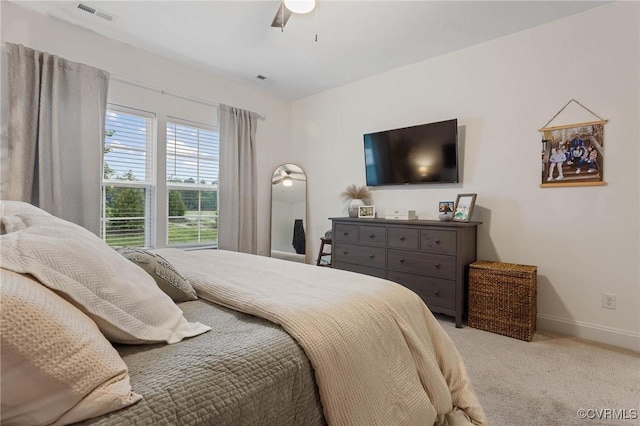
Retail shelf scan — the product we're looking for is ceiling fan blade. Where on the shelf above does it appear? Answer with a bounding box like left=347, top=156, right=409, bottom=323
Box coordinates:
left=271, top=2, right=292, bottom=28
left=273, top=176, right=305, bottom=185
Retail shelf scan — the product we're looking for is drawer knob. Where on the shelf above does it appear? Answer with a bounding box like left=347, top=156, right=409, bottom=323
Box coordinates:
left=343, top=251, right=349, bottom=255
left=343, top=232, right=349, bottom=236
left=434, top=290, right=440, bottom=296
left=369, top=254, right=375, bottom=259
left=434, top=263, right=440, bottom=269
left=399, top=258, right=405, bottom=264
left=400, top=236, right=405, bottom=241
left=369, top=234, right=375, bottom=239
left=435, top=239, right=440, bottom=244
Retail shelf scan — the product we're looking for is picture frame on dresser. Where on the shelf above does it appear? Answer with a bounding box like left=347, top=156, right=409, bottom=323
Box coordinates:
left=439, top=201, right=454, bottom=213
left=358, top=205, right=376, bottom=218
left=452, top=193, right=477, bottom=222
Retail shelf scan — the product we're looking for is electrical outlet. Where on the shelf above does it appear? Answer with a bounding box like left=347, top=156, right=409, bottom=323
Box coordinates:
left=602, top=293, right=616, bottom=310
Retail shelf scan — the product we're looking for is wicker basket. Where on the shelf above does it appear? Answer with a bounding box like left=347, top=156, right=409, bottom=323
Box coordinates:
left=468, top=261, right=537, bottom=341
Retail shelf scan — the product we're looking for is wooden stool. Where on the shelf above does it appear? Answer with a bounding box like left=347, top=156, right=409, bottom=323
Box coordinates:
left=316, top=237, right=332, bottom=267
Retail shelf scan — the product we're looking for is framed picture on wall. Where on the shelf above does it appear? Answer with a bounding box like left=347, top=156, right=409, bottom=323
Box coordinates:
left=452, top=194, right=477, bottom=222
left=540, top=122, right=607, bottom=187
left=539, top=99, right=607, bottom=188
left=358, top=205, right=376, bottom=218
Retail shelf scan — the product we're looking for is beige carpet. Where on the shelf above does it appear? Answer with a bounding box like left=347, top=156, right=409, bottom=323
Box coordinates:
left=438, top=316, right=640, bottom=426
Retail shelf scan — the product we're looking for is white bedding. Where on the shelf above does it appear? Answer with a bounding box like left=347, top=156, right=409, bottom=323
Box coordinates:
left=155, top=248, right=487, bottom=426
left=0, top=201, right=210, bottom=344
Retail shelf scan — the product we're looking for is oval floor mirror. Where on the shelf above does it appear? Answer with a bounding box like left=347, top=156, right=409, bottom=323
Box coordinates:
left=271, top=164, right=307, bottom=263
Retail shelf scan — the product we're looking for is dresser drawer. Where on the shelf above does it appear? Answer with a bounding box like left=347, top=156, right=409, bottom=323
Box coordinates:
left=334, top=262, right=387, bottom=279
left=358, top=225, right=386, bottom=246
left=420, top=230, right=456, bottom=254
left=334, top=243, right=386, bottom=268
left=334, top=223, right=358, bottom=243
left=388, top=227, right=419, bottom=250
left=388, top=249, right=456, bottom=280
left=388, top=271, right=455, bottom=311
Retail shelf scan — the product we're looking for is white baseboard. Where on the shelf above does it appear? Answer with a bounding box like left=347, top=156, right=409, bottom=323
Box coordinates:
left=537, top=314, right=640, bottom=352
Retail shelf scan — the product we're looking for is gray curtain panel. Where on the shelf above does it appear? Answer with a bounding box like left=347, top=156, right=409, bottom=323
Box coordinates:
left=0, top=44, right=8, bottom=199
left=4, top=43, right=109, bottom=235
left=218, top=104, right=258, bottom=254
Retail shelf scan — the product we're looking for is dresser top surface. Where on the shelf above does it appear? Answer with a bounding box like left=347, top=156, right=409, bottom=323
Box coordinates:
left=330, top=217, right=481, bottom=227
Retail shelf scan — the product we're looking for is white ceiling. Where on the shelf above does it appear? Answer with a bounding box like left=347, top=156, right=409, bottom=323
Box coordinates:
left=13, top=1, right=607, bottom=100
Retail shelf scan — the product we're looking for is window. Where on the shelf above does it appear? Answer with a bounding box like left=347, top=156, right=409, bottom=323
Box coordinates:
left=101, top=106, right=155, bottom=247
left=166, top=120, right=219, bottom=245
left=101, top=103, right=218, bottom=249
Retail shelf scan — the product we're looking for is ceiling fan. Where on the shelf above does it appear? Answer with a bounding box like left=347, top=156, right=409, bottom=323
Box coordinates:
left=272, top=169, right=305, bottom=186
left=271, top=0, right=316, bottom=30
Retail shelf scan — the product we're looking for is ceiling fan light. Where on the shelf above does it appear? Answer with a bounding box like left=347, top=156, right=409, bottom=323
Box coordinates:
left=282, top=177, right=293, bottom=187
left=284, top=0, right=315, bottom=14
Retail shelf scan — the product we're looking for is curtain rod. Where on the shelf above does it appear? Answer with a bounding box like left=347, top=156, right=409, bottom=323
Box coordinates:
left=110, top=75, right=266, bottom=121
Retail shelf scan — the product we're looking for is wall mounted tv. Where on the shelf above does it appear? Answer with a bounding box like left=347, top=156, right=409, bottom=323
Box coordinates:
left=364, top=118, right=459, bottom=186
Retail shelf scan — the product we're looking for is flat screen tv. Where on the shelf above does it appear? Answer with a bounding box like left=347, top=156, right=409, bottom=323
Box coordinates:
left=363, top=118, right=459, bottom=186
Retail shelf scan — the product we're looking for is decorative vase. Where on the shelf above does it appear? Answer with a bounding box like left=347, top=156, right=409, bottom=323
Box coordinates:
left=438, top=212, right=453, bottom=222
left=348, top=199, right=365, bottom=217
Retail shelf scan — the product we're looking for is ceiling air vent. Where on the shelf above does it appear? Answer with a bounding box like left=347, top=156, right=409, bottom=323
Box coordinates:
left=77, top=3, right=115, bottom=21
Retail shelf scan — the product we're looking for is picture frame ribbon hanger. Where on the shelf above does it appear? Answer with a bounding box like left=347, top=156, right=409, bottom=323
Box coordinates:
left=540, top=99, right=607, bottom=132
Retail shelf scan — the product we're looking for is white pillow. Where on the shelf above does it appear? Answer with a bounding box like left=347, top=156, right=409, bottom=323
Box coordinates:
left=0, top=269, right=142, bottom=425
left=0, top=200, right=51, bottom=217
left=0, top=200, right=211, bottom=344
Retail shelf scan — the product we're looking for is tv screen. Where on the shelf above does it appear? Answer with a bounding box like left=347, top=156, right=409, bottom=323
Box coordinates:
left=363, top=118, right=458, bottom=186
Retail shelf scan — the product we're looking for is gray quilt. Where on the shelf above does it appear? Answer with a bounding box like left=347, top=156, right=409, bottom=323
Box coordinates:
left=76, top=299, right=325, bottom=426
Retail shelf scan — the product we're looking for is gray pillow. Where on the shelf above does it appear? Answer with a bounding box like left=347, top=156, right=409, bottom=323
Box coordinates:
left=116, top=248, right=198, bottom=303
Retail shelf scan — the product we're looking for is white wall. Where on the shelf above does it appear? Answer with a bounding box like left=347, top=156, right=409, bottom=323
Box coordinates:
left=1, top=1, right=292, bottom=255
left=291, top=2, right=640, bottom=351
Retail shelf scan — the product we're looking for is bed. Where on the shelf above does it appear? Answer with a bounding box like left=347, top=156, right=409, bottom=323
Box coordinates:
left=0, top=201, right=486, bottom=426
left=270, top=248, right=307, bottom=263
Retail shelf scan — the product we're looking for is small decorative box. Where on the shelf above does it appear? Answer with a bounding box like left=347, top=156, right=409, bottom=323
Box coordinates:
left=385, top=209, right=417, bottom=220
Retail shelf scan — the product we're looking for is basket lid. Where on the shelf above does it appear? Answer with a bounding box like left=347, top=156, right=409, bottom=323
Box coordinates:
left=471, top=261, right=537, bottom=275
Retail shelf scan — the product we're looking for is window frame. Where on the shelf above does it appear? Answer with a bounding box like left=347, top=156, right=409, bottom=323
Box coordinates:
left=101, top=104, right=157, bottom=248
left=165, top=116, right=219, bottom=248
